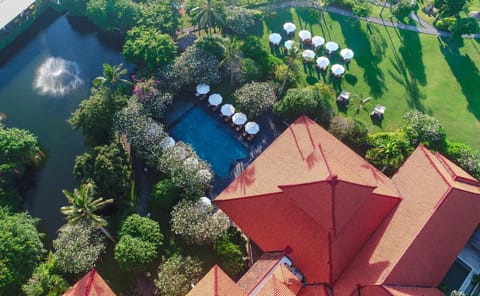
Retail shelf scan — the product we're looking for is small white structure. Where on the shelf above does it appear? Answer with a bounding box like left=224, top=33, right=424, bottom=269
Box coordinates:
left=244, top=122, right=260, bottom=135
left=340, top=48, right=354, bottom=61
left=312, top=36, right=325, bottom=48
left=325, top=41, right=339, bottom=54
left=298, top=30, right=312, bottom=42
left=283, top=22, right=296, bottom=34
left=198, top=197, right=212, bottom=210
left=232, top=112, right=247, bottom=126
left=208, top=93, right=223, bottom=106
left=221, top=104, right=235, bottom=117
left=269, top=33, right=282, bottom=45
left=302, top=50, right=315, bottom=61
left=284, top=40, right=295, bottom=51
left=331, top=64, right=345, bottom=76
left=196, top=84, right=210, bottom=95
left=160, top=137, right=176, bottom=149
left=316, top=56, right=330, bottom=70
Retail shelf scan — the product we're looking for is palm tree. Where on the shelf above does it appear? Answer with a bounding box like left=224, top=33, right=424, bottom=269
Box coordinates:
left=60, top=182, right=115, bottom=243
left=377, top=139, right=404, bottom=172
left=219, top=38, right=242, bottom=86
left=93, top=63, right=131, bottom=90
left=191, top=0, right=225, bottom=36
left=353, top=95, right=372, bottom=117
left=278, top=45, right=301, bottom=97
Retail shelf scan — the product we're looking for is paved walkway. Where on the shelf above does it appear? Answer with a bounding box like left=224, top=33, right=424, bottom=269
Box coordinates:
left=264, top=0, right=480, bottom=39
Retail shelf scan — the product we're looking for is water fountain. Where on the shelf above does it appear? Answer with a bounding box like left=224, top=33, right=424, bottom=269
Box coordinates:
left=33, top=57, right=83, bottom=96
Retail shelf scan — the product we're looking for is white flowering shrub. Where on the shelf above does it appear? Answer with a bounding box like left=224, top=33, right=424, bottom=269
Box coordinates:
left=133, top=78, right=173, bottom=120
left=234, top=81, right=277, bottom=118
left=154, top=255, right=203, bottom=296
left=224, top=6, right=260, bottom=37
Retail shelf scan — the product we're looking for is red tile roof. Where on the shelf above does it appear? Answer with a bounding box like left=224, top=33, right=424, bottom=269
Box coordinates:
left=256, top=264, right=303, bottom=296
left=383, top=286, right=444, bottom=296
left=186, top=265, right=246, bottom=296
left=298, top=285, right=331, bottom=296
left=63, top=269, right=115, bottom=296
left=237, top=252, right=284, bottom=293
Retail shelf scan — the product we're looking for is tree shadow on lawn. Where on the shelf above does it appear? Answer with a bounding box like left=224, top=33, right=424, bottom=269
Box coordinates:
left=296, top=7, right=320, bottom=32
left=264, top=9, right=294, bottom=36
left=439, top=37, right=480, bottom=121
left=331, top=14, right=387, bottom=98
left=382, top=26, right=426, bottom=112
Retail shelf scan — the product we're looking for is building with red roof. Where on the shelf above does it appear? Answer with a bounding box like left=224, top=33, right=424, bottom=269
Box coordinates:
left=63, top=269, right=116, bottom=296
left=187, top=116, right=480, bottom=296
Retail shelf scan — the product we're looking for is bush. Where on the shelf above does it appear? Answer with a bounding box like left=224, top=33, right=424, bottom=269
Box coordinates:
left=214, top=228, right=248, bottom=279
left=234, top=82, right=277, bottom=118
left=328, top=116, right=368, bottom=149
left=21, top=253, right=69, bottom=296
left=133, top=78, right=173, bottom=120
left=150, top=179, right=179, bottom=209
left=240, top=58, right=263, bottom=82
left=435, top=17, right=456, bottom=31
left=155, top=255, right=203, bottom=296
left=445, top=141, right=480, bottom=180
left=170, top=199, right=229, bottom=245
left=0, top=127, right=44, bottom=175
left=391, top=0, right=415, bottom=19
left=352, top=0, right=370, bottom=17
left=194, top=35, right=225, bottom=60
left=402, top=110, right=446, bottom=151
left=119, top=214, right=163, bottom=245
left=454, top=17, right=479, bottom=35
left=273, top=64, right=299, bottom=91
left=224, top=6, right=259, bottom=36
left=365, top=131, right=413, bottom=174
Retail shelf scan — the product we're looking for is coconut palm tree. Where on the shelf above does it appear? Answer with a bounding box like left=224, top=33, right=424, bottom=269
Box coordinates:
left=60, top=182, right=115, bottom=243
left=93, top=63, right=131, bottom=90
left=353, top=95, right=372, bottom=117
left=278, top=45, right=301, bottom=97
left=219, top=38, right=242, bottom=86
left=191, top=0, right=225, bottom=36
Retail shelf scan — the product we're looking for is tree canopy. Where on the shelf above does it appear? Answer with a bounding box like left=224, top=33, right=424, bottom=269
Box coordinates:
left=86, top=0, right=139, bottom=32
left=0, top=127, right=44, bottom=175
left=154, top=255, right=203, bottom=296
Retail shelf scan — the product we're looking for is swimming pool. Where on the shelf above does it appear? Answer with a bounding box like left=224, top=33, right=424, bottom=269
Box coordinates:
left=167, top=102, right=249, bottom=178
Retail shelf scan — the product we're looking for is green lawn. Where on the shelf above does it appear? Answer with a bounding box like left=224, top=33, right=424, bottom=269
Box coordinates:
left=256, top=7, right=480, bottom=149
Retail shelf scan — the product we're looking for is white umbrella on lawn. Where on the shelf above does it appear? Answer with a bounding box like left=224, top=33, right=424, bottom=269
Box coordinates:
left=316, top=56, right=330, bottom=69
left=221, top=104, right=235, bottom=117
left=283, top=22, right=296, bottom=34
left=244, top=122, right=260, bottom=135
left=284, top=40, right=295, bottom=51
left=312, top=36, right=325, bottom=48
left=160, top=136, right=175, bottom=149
left=331, top=64, right=345, bottom=76
left=298, top=30, right=312, bottom=42
left=208, top=93, right=223, bottom=106
left=302, top=49, right=315, bottom=61
left=232, top=112, right=247, bottom=126
left=325, top=41, right=339, bottom=54
left=340, top=48, right=354, bottom=60
left=269, top=33, right=282, bottom=45
left=196, top=84, right=210, bottom=95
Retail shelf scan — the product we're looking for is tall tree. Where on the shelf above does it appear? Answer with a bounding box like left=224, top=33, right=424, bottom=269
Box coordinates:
left=92, top=63, right=130, bottom=90
left=219, top=37, right=242, bottom=86
left=60, top=183, right=115, bottom=242
left=278, top=45, right=301, bottom=97
left=191, top=0, right=225, bottom=36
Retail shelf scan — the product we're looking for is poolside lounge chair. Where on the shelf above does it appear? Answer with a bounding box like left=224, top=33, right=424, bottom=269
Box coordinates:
left=336, top=90, right=351, bottom=106
left=370, top=104, right=386, bottom=119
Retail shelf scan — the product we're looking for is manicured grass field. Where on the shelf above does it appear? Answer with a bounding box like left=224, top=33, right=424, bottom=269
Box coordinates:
left=256, top=7, right=480, bottom=149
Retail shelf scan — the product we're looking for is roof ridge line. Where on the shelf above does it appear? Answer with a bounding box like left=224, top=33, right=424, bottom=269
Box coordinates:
left=434, top=152, right=480, bottom=186
left=418, top=145, right=451, bottom=188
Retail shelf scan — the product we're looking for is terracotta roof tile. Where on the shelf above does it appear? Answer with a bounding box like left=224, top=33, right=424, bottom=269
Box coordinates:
left=63, top=269, right=116, bottom=296
left=237, top=252, right=285, bottom=293
left=383, top=285, right=444, bottom=296
left=298, top=285, right=331, bottom=296
left=255, top=264, right=303, bottom=296
left=186, top=265, right=245, bottom=296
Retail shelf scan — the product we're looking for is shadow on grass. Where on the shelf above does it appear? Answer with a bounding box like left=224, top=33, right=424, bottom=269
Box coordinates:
left=439, top=37, right=480, bottom=121
left=331, top=14, right=387, bottom=98
left=264, top=9, right=293, bottom=35
left=296, top=7, right=320, bottom=32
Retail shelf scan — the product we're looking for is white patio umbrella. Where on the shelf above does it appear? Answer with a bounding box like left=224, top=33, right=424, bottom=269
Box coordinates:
left=221, top=104, right=235, bottom=117
left=325, top=41, right=339, bottom=54
left=312, top=36, right=325, bottom=48
left=284, top=40, right=295, bottom=50
left=316, top=56, right=330, bottom=69
left=244, top=121, right=260, bottom=135
left=196, top=84, right=210, bottom=95
left=331, top=64, right=345, bottom=76
left=232, top=112, right=247, bottom=126
left=269, top=33, right=282, bottom=45
left=208, top=93, right=223, bottom=106
left=302, top=49, right=315, bottom=61
left=160, top=136, right=175, bottom=149
left=340, top=48, right=354, bottom=60
left=298, top=30, right=312, bottom=42
left=283, top=22, right=296, bottom=34
left=198, top=197, right=212, bottom=209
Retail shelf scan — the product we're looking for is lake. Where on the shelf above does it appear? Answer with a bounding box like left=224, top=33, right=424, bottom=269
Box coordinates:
left=0, top=9, right=127, bottom=238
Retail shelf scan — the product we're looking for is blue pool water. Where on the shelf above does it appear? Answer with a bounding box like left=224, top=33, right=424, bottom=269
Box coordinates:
left=168, top=104, right=249, bottom=178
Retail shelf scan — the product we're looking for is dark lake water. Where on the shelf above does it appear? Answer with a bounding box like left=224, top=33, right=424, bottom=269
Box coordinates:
left=0, top=10, right=127, bottom=238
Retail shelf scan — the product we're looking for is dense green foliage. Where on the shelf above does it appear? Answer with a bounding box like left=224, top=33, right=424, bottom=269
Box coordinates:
left=445, top=141, right=480, bottom=179
left=224, top=6, right=259, bottom=36
left=53, top=222, right=106, bottom=274
left=21, top=253, right=69, bottom=296
left=57, top=0, right=87, bottom=16
left=366, top=131, right=413, bottom=174
left=434, top=0, right=469, bottom=16
left=115, top=214, right=163, bottom=271
left=123, top=27, right=177, bottom=72
left=170, top=199, right=229, bottom=245
left=402, top=110, right=447, bottom=151
left=69, top=87, right=128, bottom=145
left=191, top=0, right=226, bottom=35
left=214, top=228, right=247, bottom=279
left=391, top=0, right=415, bottom=18
left=154, top=255, right=203, bottom=296
left=150, top=179, right=179, bottom=209
left=73, top=136, right=132, bottom=200
left=86, top=0, right=139, bottom=32
left=328, top=116, right=369, bottom=149
left=0, top=208, right=46, bottom=295
left=234, top=82, right=277, bottom=118
left=136, top=1, right=180, bottom=36
left=0, top=127, right=44, bottom=175
left=133, top=78, right=173, bottom=120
